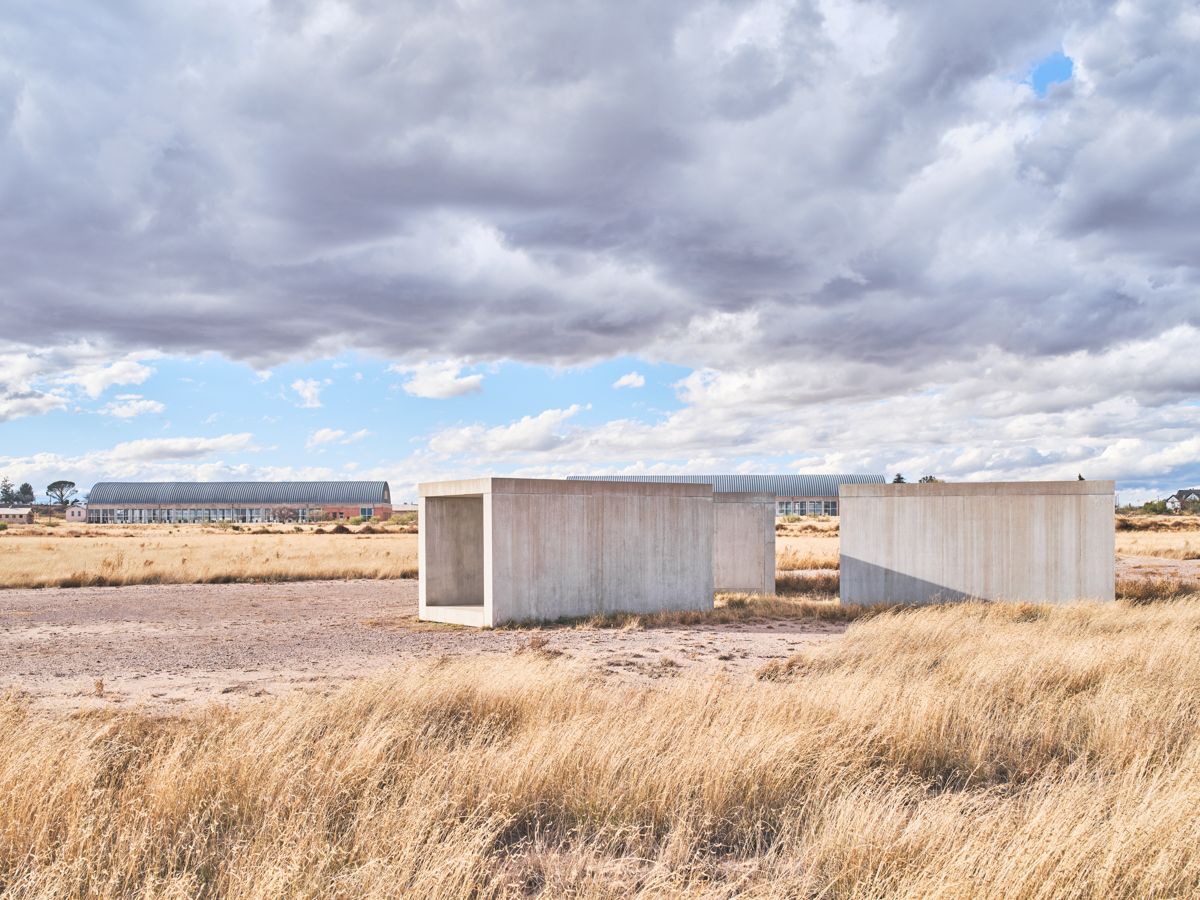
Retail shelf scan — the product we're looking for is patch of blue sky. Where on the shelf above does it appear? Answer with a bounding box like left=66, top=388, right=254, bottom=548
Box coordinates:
left=1027, top=50, right=1073, bottom=96
left=435, top=356, right=691, bottom=428
left=5, top=352, right=694, bottom=478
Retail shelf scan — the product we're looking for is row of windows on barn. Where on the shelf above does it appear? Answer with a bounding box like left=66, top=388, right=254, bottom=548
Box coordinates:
left=87, top=507, right=377, bottom=524
left=776, top=500, right=839, bottom=516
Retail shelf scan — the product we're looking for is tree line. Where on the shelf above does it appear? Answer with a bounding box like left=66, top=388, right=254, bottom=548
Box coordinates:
left=0, top=477, right=78, bottom=507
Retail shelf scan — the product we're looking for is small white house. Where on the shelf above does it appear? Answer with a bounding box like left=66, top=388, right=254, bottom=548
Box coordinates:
left=1167, top=490, right=1200, bottom=512
left=0, top=507, right=33, bottom=524
left=66, top=505, right=87, bottom=522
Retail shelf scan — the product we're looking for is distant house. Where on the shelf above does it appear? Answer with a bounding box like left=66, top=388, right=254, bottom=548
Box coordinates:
left=0, top=507, right=33, bottom=524
left=1167, top=489, right=1200, bottom=512
left=66, top=505, right=87, bottom=522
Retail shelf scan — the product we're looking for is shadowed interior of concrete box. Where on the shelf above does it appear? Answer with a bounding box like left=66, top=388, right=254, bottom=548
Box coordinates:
left=424, top=495, right=485, bottom=610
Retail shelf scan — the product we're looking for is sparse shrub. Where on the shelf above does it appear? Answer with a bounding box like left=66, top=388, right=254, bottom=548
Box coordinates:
left=515, top=634, right=563, bottom=658
left=349, top=516, right=364, bottom=526
left=0, top=523, right=6, bottom=532
left=776, top=547, right=839, bottom=569
left=757, top=655, right=811, bottom=682
left=1117, top=577, right=1200, bottom=604
left=776, top=572, right=840, bottom=596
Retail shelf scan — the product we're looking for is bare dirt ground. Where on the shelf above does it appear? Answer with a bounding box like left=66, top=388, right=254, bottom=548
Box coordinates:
left=1118, top=555, right=1200, bottom=580
left=0, top=579, right=845, bottom=712
left=4, top=552, right=1193, bottom=715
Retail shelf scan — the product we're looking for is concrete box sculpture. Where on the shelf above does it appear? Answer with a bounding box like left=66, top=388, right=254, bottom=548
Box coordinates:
left=839, top=481, right=1115, bottom=605
left=419, top=477, right=715, bottom=626
left=713, top=492, right=776, bottom=594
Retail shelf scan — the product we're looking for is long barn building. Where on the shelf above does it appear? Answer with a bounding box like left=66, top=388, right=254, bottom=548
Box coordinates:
left=567, top=474, right=886, bottom=516
left=86, top=481, right=393, bottom=524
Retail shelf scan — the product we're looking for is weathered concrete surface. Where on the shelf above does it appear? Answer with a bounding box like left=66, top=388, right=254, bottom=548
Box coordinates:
left=419, top=478, right=714, bottom=626
left=840, top=481, right=1115, bottom=605
left=714, top=492, right=776, bottom=594
left=421, top=495, right=484, bottom=608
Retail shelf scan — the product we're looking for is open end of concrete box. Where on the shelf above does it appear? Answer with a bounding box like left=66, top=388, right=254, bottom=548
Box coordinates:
left=420, top=492, right=487, bottom=627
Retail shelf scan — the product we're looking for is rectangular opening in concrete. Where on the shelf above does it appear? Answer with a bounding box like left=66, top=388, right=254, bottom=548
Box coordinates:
left=420, top=494, right=485, bottom=625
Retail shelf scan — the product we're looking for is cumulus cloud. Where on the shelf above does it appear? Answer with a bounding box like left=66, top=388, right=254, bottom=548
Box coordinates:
left=101, top=394, right=165, bottom=418
left=414, top=328, right=1200, bottom=496
left=613, top=372, right=646, bottom=389
left=429, top=405, right=582, bottom=456
left=391, top=360, right=484, bottom=399
left=0, top=433, right=259, bottom=492
left=306, top=427, right=344, bottom=448
left=110, top=433, right=256, bottom=462
left=58, top=359, right=155, bottom=399
left=0, top=388, right=68, bottom=422
left=8, top=0, right=1197, bottom=371
left=0, top=344, right=158, bottom=421
left=1, top=1, right=1199, bottom=490
left=290, top=378, right=326, bottom=408
left=306, top=427, right=370, bottom=449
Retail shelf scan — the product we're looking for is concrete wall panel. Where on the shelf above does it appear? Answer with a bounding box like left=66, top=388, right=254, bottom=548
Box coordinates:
left=713, top=493, right=775, bottom=594
left=839, top=481, right=1115, bottom=605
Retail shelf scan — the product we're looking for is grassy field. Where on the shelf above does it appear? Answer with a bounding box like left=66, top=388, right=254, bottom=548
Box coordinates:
left=1115, top=530, right=1200, bottom=560
left=0, top=524, right=838, bottom=589
left=0, top=525, right=419, bottom=588
left=0, top=516, right=1196, bottom=588
left=3, top=596, right=1200, bottom=897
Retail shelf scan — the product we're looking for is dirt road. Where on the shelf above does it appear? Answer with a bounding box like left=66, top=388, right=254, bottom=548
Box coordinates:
left=0, top=579, right=844, bottom=712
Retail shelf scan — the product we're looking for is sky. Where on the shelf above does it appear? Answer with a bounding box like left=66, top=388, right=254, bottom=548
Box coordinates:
left=1, top=0, right=1198, bottom=506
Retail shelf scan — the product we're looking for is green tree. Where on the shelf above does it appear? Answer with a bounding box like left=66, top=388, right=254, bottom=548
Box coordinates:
left=918, top=475, right=942, bottom=483
left=15, top=483, right=35, bottom=504
left=46, top=480, right=77, bottom=507
left=892, top=473, right=906, bottom=484
left=0, top=476, right=14, bottom=505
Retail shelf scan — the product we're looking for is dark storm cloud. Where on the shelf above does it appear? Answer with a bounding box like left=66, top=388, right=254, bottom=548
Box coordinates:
left=0, top=0, right=1197, bottom=375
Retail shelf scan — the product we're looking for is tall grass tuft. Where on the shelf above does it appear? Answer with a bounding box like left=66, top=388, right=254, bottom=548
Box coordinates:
left=4, top=598, right=1200, bottom=896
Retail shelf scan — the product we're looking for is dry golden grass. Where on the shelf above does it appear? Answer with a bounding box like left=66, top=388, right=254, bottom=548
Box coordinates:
left=775, top=515, right=840, bottom=535
left=1116, top=513, right=1200, bottom=532
left=4, top=597, right=1200, bottom=897
left=0, top=526, right=419, bottom=588
left=513, top=583, right=853, bottom=630
left=1115, top=576, right=1200, bottom=604
left=776, top=535, right=839, bottom=570
left=1116, top=529, right=1200, bottom=560
left=0, top=526, right=840, bottom=589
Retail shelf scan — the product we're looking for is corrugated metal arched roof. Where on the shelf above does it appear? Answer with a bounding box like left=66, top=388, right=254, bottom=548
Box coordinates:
left=567, top=474, right=885, bottom=496
left=88, top=481, right=391, bottom=506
